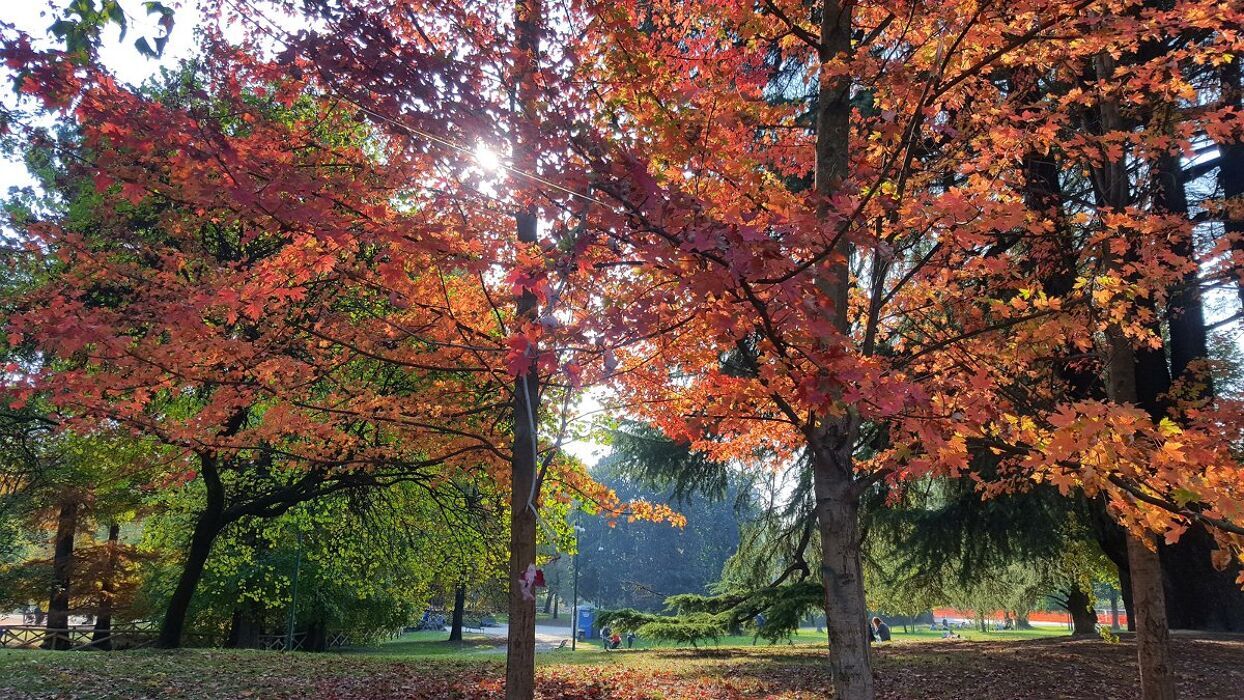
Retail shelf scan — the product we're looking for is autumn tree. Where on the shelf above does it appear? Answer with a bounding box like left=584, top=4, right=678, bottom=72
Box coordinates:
left=576, top=2, right=1244, bottom=697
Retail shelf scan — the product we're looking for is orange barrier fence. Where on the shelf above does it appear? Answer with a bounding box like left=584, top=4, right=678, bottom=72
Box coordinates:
left=930, top=607, right=1128, bottom=628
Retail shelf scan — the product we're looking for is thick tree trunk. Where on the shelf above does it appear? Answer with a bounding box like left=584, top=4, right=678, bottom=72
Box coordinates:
left=505, top=447, right=538, bottom=699
left=505, top=4, right=542, bottom=698
left=227, top=604, right=263, bottom=649
left=542, top=591, right=553, bottom=615
left=45, top=498, right=79, bottom=650
left=449, top=585, right=466, bottom=642
left=305, top=618, right=328, bottom=652
left=1160, top=525, right=1244, bottom=631
left=812, top=439, right=874, bottom=700
left=1065, top=583, right=1098, bottom=636
left=1094, top=51, right=1177, bottom=699
left=1129, top=535, right=1177, bottom=700
left=158, top=454, right=225, bottom=648
left=91, top=522, right=121, bottom=650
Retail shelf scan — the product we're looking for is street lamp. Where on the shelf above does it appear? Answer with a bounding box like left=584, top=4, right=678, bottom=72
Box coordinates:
left=571, top=523, right=583, bottom=650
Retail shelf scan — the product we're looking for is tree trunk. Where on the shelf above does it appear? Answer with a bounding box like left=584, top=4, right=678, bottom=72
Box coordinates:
left=1066, top=583, right=1098, bottom=636
left=812, top=439, right=874, bottom=700
left=449, top=585, right=466, bottom=642
left=1015, top=611, right=1032, bottom=630
left=1129, top=534, right=1177, bottom=700
left=158, top=454, right=225, bottom=648
left=45, top=498, right=79, bottom=650
left=1094, top=51, right=1177, bottom=699
left=542, top=591, right=553, bottom=615
left=1159, top=525, right=1244, bottom=631
left=305, top=618, right=328, bottom=652
left=227, top=604, right=263, bottom=649
left=1220, top=57, right=1244, bottom=308
left=808, top=3, right=870, bottom=697
left=505, top=3, right=542, bottom=698
left=551, top=593, right=559, bottom=619
left=1111, top=588, right=1121, bottom=631
left=91, top=522, right=121, bottom=650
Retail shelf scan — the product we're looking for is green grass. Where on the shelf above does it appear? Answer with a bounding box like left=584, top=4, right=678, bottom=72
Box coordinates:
left=343, top=630, right=503, bottom=658
left=561, top=624, right=1070, bottom=654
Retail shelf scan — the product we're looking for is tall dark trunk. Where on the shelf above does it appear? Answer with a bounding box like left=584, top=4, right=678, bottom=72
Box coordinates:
left=505, top=3, right=542, bottom=697
left=542, top=591, right=553, bottom=615
left=1146, top=88, right=1244, bottom=630
left=91, top=522, right=121, bottom=650
left=305, top=618, right=328, bottom=652
left=1160, top=525, right=1244, bottom=631
left=158, top=454, right=225, bottom=648
left=449, top=585, right=466, bottom=642
left=1111, top=588, right=1121, bottom=631
left=45, top=498, right=79, bottom=650
left=1095, top=52, right=1176, bottom=700
left=1153, top=156, right=1208, bottom=393
left=1220, top=58, right=1244, bottom=308
left=227, top=603, right=263, bottom=649
left=1065, top=583, right=1098, bottom=636
left=551, top=593, right=559, bottom=619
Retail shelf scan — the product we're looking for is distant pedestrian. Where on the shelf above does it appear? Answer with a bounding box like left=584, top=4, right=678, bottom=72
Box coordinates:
left=626, top=631, right=636, bottom=649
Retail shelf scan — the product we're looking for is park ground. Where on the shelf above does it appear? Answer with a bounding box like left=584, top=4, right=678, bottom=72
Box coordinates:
left=2, top=627, right=1244, bottom=699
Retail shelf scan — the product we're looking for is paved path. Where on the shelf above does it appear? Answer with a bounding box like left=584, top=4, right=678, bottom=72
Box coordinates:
left=477, top=623, right=575, bottom=651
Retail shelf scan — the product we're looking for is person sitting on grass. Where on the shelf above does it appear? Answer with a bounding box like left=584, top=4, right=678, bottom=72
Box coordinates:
left=871, top=617, right=891, bottom=643
left=609, top=631, right=622, bottom=650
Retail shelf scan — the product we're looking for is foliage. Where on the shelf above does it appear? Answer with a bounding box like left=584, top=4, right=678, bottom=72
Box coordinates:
left=4, top=637, right=1244, bottom=698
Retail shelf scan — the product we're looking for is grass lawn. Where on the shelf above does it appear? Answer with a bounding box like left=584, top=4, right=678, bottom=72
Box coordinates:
left=567, top=623, right=1070, bottom=653
left=3, top=632, right=1242, bottom=698
left=344, top=630, right=505, bottom=658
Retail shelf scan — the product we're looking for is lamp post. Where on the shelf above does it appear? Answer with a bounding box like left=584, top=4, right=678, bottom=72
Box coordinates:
left=571, top=523, right=583, bottom=650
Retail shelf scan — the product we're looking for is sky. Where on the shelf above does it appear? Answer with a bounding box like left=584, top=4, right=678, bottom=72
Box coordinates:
left=1, top=0, right=202, bottom=191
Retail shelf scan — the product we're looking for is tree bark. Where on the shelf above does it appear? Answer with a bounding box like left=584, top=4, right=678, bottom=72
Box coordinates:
left=808, top=3, right=872, bottom=698
left=505, top=1, right=542, bottom=697
left=45, top=497, right=79, bottom=650
left=1094, top=51, right=1176, bottom=699
left=1065, top=583, right=1098, bottom=636
left=158, top=454, right=225, bottom=648
left=812, top=438, right=874, bottom=700
left=227, top=603, right=263, bottom=649
left=91, top=522, right=121, bottom=650
left=1129, top=534, right=1177, bottom=700
left=449, top=585, right=466, bottom=642
left=1159, top=525, right=1244, bottom=631
left=1220, top=58, right=1244, bottom=308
